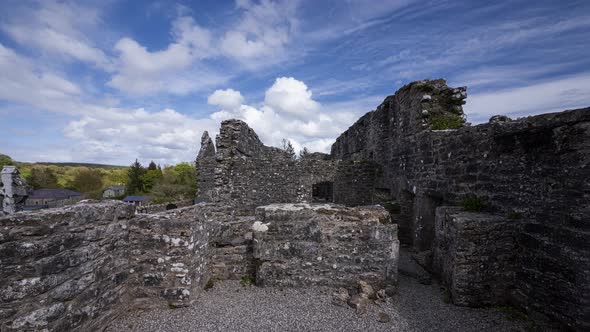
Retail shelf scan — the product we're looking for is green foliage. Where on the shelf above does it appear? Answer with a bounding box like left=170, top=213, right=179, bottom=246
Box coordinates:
left=507, top=211, right=522, bottom=220
left=204, top=278, right=215, bottom=290
left=281, top=138, right=296, bottom=159
left=126, top=159, right=146, bottom=195
left=240, top=275, right=255, bottom=286
left=141, top=168, right=163, bottom=192
left=299, top=147, right=309, bottom=159
left=148, top=161, right=158, bottom=171
left=68, top=167, right=103, bottom=193
left=26, top=167, right=61, bottom=190
left=442, top=287, right=452, bottom=304
left=149, top=163, right=196, bottom=203
left=0, top=154, right=15, bottom=169
left=430, top=113, right=464, bottom=130
left=497, top=306, right=529, bottom=321
left=461, top=195, right=485, bottom=212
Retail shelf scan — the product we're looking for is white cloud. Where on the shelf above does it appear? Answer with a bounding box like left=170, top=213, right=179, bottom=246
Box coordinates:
left=108, top=16, right=227, bottom=95
left=208, top=89, right=244, bottom=111
left=0, top=43, right=84, bottom=114
left=264, top=77, right=319, bottom=117
left=0, top=1, right=111, bottom=69
left=209, top=77, right=358, bottom=153
left=64, top=107, right=219, bottom=165
left=465, top=73, right=590, bottom=123
left=220, top=0, right=299, bottom=66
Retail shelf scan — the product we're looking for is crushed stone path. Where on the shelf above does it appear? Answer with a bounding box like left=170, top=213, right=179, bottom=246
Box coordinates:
left=108, top=275, right=528, bottom=332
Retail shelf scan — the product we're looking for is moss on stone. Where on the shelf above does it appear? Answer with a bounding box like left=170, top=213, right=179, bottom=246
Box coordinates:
left=506, top=211, right=522, bottom=220
left=240, top=275, right=255, bottom=286
left=430, top=113, right=464, bottom=130
left=461, top=195, right=485, bottom=212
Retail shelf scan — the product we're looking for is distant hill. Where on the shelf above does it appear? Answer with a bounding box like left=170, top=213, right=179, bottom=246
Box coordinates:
left=34, top=162, right=127, bottom=169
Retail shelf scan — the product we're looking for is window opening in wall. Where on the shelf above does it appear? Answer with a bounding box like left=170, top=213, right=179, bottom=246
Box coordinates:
left=312, top=181, right=333, bottom=202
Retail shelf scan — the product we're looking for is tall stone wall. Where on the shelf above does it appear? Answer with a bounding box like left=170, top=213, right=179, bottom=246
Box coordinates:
left=330, top=79, right=590, bottom=330
left=196, top=120, right=338, bottom=214
left=333, top=160, right=381, bottom=206
left=0, top=201, right=135, bottom=331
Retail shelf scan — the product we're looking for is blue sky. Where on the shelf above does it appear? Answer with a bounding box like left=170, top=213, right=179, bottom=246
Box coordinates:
left=0, top=0, right=589, bottom=165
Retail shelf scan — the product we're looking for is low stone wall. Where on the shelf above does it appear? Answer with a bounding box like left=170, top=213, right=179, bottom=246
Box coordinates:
left=208, top=214, right=256, bottom=280
left=0, top=201, right=135, bottom=331
left=127, top=205, right=211, bottom=309
left=432, top=207, right=517, bottom=307
left=253, top=204, right=399, bottom=288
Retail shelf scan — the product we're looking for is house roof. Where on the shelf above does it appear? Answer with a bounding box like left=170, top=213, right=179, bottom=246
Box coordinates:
left=105, top=186, right=125, bottom=191
left=123, top=196, right=148, bottom=202
left=29, top=189, right=82, bottom=199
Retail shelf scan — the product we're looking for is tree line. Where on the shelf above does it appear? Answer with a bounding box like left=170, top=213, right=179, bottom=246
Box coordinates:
left=0, top=154, right=196, bottom=203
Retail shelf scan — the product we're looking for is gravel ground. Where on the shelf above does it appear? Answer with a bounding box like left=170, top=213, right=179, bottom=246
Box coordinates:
left=108, top=276, right=528, bottom=332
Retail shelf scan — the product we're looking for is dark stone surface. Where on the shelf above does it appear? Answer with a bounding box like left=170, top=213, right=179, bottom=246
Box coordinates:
left=330, top=79, right=590, bottom=330
left=432, top=207, right=517, bottom=306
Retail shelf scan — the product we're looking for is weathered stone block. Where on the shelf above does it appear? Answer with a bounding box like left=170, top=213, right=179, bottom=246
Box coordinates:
left=253, top=203, right=398, bottom=288
left=432, top=207, right=517, bottom=307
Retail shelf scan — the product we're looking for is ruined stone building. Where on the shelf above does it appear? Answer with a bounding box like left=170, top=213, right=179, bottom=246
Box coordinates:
left=0, top=79, right=588, bottom=331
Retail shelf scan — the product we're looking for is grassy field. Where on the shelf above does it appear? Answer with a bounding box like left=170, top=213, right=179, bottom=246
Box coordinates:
left=1, top=154, right=128, bottom=190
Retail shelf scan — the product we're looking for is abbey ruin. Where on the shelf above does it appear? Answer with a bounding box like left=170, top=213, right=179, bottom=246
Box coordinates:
left=0, top=79, right=588, bottom=331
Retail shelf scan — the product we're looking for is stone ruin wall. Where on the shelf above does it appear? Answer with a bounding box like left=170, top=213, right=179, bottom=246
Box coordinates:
left=1, top=78, right=588, bottom=331
left=0, top=200, right=399, bottom=331
left=0, top=202, right=135, bottom=331
left=330, top=79, right=590, bottom=330
left=196, top=119, right=338, bottom=214
left=253, top=204, right=398, bottom=288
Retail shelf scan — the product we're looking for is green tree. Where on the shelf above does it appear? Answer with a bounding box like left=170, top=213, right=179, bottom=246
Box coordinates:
left=126, top=159, right=146, bottom=195
left=0, top=154, right=15, bottom=170
left=148, top=161, right=158, bottom=171
left=141, top=168, right=163, bottom=192
left=70, top=168, right=103, bottom=193
left=26, top=167, right=60, bottom=189
left=299, top=147, right=309, bottom=159
left=281, top=138, right=296, bottom=159
left=150, top=163, right=196, bottom=203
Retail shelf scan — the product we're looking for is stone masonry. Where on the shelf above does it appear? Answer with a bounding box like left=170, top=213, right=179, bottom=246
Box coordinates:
left=1, top=200, right=397, bottom=331
left=1, top=78, right=588, bottom=331
left=196, top=121, right=338, bottom=214
left=253, top=203, right=399, bottom=288
left=0, top=201, right=135, bottom=331
left=330, top=79, right=590, bottom=330
left=432, top=207, right=518, bottom=307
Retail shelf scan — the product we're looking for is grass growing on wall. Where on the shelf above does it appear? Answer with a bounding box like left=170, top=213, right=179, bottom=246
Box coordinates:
left=461, top=195, right=485, bottom=212
left=430, top=114, right=464, bottom=130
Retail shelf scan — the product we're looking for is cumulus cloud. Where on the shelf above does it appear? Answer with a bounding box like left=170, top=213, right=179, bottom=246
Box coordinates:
left=0, top=1, right=112, bottom=69
left=64, top=107, right=218, bottom=165
left=208, top=89, right=244, bottom=111
left=209, top=77, right=356, bottom=153
left=108, top=16, right=228, bottom=95
left=0, top=44, right=84, bottom=114
left=220, top=0, right=299, bottom=66
left=264, top=77, right=319, bottom=117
